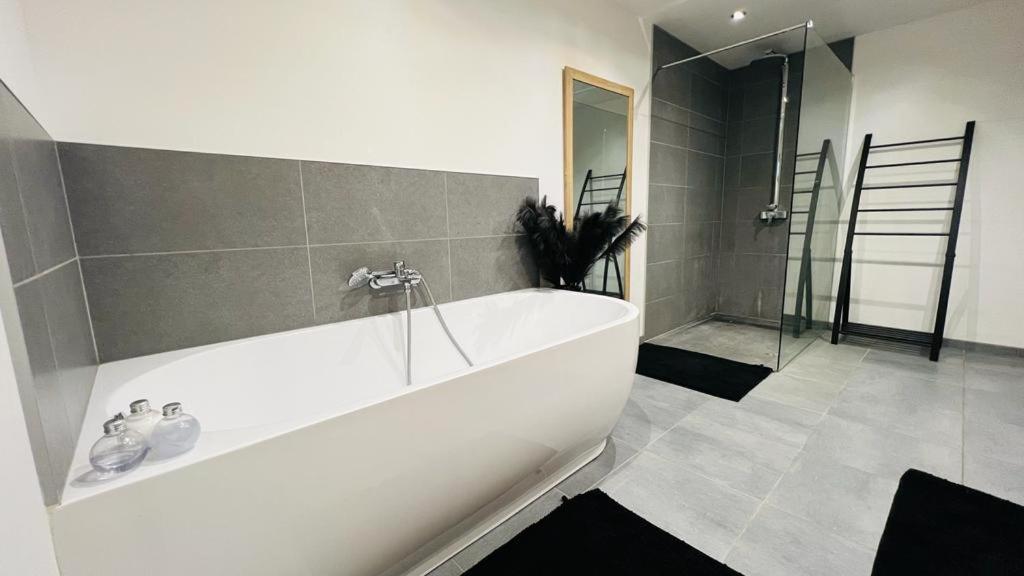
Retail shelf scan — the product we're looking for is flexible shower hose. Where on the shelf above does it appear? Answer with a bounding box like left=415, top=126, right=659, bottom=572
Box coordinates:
left=417, top=275, right=474, bottom=367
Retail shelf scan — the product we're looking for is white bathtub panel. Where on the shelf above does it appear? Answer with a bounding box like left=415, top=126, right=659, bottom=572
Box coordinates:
left=52, top=303, right=637, bottom=576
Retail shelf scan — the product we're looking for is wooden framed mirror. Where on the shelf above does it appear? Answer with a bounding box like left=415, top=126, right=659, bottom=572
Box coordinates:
left=563, top=67, right=635, bottom=299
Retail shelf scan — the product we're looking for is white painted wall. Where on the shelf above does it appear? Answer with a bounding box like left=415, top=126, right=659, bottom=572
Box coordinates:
left=15, top=0, right=653, bottom=321
left=841, top=0, right=1024, bottom=348
left=0, top=4, right=59, bottom=575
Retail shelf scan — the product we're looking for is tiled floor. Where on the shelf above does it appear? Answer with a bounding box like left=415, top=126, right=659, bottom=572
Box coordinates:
left=650, top=319, right=782, bottom=368
left=428, top=339, right=1024, bottom=575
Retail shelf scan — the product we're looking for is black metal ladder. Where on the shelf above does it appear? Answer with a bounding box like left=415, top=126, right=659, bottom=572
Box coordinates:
left=830, top=121, right=976, bottom=361
left=789, top=139, right=833, bottom=338
left=576, top=167, right=627, bottom=297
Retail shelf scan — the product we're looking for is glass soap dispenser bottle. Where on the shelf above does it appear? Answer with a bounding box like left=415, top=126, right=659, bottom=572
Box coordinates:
left=89, top=416, right=149, bottom=475
left=150, top=402, right=201, bottom=459
left=125, top=399, right=162, bottom=446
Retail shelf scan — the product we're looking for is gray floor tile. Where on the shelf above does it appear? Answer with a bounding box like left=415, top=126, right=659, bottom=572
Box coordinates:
left=748, top=372, right=846, bottom=414
left=767, top=451, right=899, bottom=550
left=557, top=436, right=638, bottom=498
left=965, top=362, right=1024, bottom=396
left=610, top=375, right=710, bottom=450
left=964, top=451, right=1024, bottom=507
left=726, top=505, right=874, bottom=576
left=859, top=347, right=964, bottom=387
left=451, top=489, right=563, bottom=570
left=964, top=410, right=1024, bottom=465
left=651, top=319, right=779, bottom=367
left=781, top=344, right=863, bottom=383
left=799, top=415, right=961, bottom=483
left=831, top=370, right=963, bottom=447
left=602, top=451, right=761, bottom=561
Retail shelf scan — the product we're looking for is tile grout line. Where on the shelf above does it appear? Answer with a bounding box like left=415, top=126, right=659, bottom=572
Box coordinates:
left=54, top=142, right=101, bottom=363
left=74, top=234, right=527, bottom=260
left=11, top=255, right=76, bottom=288
left=297, top=162, right=316, bottom=321
left=725, top=341, right=874, bottom=560
left=443, top=173, right=454, bottom=301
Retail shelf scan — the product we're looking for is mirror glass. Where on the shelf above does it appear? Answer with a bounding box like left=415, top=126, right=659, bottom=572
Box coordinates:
left=569, top=77, right=631, bottom=298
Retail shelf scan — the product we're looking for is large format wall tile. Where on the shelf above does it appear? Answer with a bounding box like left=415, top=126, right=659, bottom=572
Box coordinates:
left=445, top=172, right=536, bottom=237
left=0, top=86, right=35, bottom=282
left=38, top=260, right=97, bottom=435
left=309, top=240, right=451, bottom=323
left=14, top=280, right=72, bottom=502
left=81, top=248, right=314, bottom=361
left=4, top=93, right=76, bottom=271
left=450, top=236, right=537, bottom=300
left=60, top=144, right=305, bottom=255
left=302, top=162, right=447, bottom=244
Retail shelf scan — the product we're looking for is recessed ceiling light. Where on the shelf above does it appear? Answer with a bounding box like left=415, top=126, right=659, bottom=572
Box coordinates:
left=731, top=10, right=747, bottom=21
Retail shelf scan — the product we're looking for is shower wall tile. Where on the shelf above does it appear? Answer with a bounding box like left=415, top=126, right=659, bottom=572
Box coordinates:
left=302, top=162, right=447, bottom=244
left=644, top=294, right=682, bottom=340
left=651, top=118, right=689, bottom=149
left=686, top=186, right=722, bottom=224
left=646, top=27, right=729, bottom=338
left=0, top=79, right=96, bottom=506
left=687, top=150, right=723, bottom=189
left=742, top=81, right=781, bottom=120
left=60, top=144, right=305, bottom=255
left=6, top=103, right=76, bottom=271
left=38, top=260, right=97, bottom=436
left=445, top=172, right=536, bottom=237
left=650, top=143, right=688, bottom=185
left=740, top=153, right=774, bottom=188
left=13, top=280, right=71, bottom=503
left=81, top=248, right=314, bottom=361
left=741, top=118, right=779, bottom=155
left=647, top=223, right=685, bottom=264
left=0, top=92, right=34, bottom=282
left=450, top=236, right=537, bottom=301
left=309, top=239, right=451, bottom=324
left=648, top=185, right=686, bottom=225
left=652, top=99, right=690, bottom=125
left=691, top=75, right=727, bottom=121
left=646, top=259, right=683, bottom=302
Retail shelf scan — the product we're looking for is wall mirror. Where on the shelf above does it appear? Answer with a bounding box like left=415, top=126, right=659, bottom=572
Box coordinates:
left=563, top=67, right=634, bottom=299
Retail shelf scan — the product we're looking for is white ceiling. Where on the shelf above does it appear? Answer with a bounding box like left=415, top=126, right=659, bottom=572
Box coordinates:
left=617, top=0, right=991, bottom=68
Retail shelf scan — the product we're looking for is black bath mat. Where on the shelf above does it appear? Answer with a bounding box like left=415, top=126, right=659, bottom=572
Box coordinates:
left=463, top=490, right=740, bottom=575
left=872, top=469, right=1024, bottom=575
left=635, top=343, right=772, bottom=401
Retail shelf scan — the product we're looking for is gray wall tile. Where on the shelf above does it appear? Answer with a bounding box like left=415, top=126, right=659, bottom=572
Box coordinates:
left=741, top=118, right=778, bottom=155
left=38, top=260, right=97, bottom=434
left=650, top=143, right=688, bottom=186
left=14, top=280, right=72, bottom=502
left=648, top=185, right=686, bottom=225
left=646, top=259, right=682, bottom=302
left=6, top=106, right=75, bottom=270
left=450, top=236, right=537, bottom=300
left=302, top=162, right=446, bottom=244
left=686, top=186, right=721, bottom=224
left=651, top=118, right=688, bottom=149
left=653, top=68, right=691, bottom=109
left=687, top=150, right=722, bottom=189
left=691, top=75, right=726, bottom=121
left=647, top=223, right=685, bottom=264
left=81, top=248, right=314, bottom=361
left=60, top=144, right=305, bottom=255
left=445, top=172, right=537, bottom=237
left=740, top=153, right=774, bottom=188
left=743, top=81, right=781, bottom=120
left=310, top=240, right=450, bottom=323
left=688, top=128, right=725, bottom=156
left=643, top=295, right=681, bottom=339
left=0, top=87, right=35, bottom=282
left=652, top=99, right=689, bottom=125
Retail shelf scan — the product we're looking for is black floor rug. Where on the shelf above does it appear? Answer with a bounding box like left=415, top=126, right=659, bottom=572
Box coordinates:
left=464, top=490, right=740, bottom=575
left=872, top=469, right=1024, bottom=575
left=636, top=343, right=772, bottom=401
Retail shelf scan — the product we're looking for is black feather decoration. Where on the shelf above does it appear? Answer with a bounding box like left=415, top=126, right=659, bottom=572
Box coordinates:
left=515, top=196, right=647, bottom=292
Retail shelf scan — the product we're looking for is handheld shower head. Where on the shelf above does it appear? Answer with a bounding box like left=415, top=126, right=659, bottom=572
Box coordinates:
left=348, top=266, right=371, bottom=288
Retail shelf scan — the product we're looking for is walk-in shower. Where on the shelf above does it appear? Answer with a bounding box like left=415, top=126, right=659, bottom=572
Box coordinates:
left=644, top=21, right=853, bottom=370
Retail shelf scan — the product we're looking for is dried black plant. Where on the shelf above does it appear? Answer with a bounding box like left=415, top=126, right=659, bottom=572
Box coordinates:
left=516, top=196, right=646, bottom=291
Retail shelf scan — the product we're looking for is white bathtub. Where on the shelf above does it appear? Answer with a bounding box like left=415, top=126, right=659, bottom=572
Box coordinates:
left=51, top=288, right=639, bottom=576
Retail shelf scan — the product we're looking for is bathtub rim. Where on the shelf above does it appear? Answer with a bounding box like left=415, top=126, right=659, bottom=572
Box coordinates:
left=61, top=288, right=639, bottom=505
